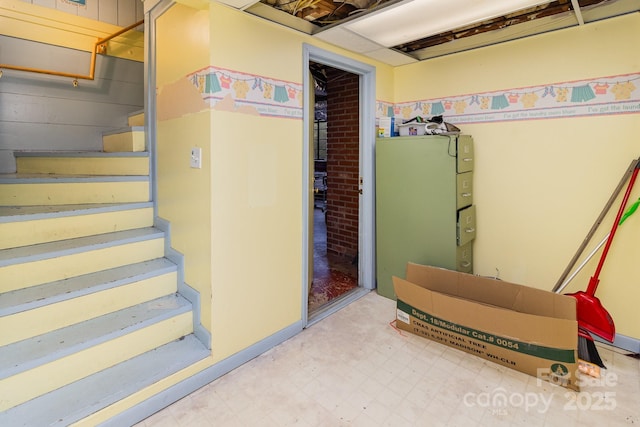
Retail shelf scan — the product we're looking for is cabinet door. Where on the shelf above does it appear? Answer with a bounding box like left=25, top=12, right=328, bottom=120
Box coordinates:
left=456, top=135, right=474, bottom=173
left=456, top=171, right=473, bottom=209
left=456, top=241, right=473, bottom=273
left=457, top=205, right=476, bottom=246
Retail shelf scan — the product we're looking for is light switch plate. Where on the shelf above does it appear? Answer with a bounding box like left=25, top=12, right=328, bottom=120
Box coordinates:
left=190, top=147, right=202, bottom=169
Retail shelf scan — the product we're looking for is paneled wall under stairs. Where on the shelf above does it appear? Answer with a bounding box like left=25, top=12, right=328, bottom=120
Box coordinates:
left=0, top=35, right=144, bottom=173
left=0, top=111, right=208, bottom=425
left=18, top=0, right=144, bottom=27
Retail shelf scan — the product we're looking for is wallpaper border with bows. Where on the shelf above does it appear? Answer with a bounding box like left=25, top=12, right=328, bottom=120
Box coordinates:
left=378, top=72, right=640, bottom=124
left=187, top=66, right=304, bottom=119
left=186, top=68, right=639, bottom=124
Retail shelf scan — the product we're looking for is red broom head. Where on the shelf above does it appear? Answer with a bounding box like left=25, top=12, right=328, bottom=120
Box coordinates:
left=566, top=290, right=615, bottom=342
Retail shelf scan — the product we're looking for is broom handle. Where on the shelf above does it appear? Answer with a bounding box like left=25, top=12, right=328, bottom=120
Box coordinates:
left=552, top=158, right=640, bottom=292
left=586, top=163, right=640, bottom=295
left=556, top=233, right=608, bottom=294
left=556, top=196, right=640, bottom=294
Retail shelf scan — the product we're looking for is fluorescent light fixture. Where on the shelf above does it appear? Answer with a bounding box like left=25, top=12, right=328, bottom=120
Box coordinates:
left=345, top=0, right=552, bottom=47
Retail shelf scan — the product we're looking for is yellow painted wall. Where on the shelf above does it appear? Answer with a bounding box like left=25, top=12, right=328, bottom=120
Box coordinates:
left=209, top=110, right=303, bottom=359
left=207, top=3, right=393, bottom=360
left=207, top=5, right=306, bottom=359
left=154, top=2, right=394, bottom=361
left=394, top=13, right=640, bottom=338
left=155, top=4, right=213, bottom=336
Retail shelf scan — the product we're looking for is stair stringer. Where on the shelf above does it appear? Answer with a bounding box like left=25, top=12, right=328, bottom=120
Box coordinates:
left=154, top=216, right=211, bottom=350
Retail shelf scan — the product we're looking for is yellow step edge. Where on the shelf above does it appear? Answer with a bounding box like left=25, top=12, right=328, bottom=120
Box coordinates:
left=0, top=181, right=149, bottom=206
left=0, top=238, right=165, bottom=293
left=0, top=312, right=193, bottom=411
left=16, top=157, right=149, bottom=176
left=128, top=113, right=145, bottom=127
left=0, top=207, right=154, bottom=250
left=0, top=271, right=178, bottom=347
left=103, top=130, right=145, bottom=153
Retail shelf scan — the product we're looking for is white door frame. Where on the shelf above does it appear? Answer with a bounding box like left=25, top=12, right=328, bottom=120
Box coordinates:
left=301, top=44, right=376, bottom=327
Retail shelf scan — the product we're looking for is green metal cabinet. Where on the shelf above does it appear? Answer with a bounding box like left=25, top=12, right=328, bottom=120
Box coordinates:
left=375, top=134, right=476, bottom=299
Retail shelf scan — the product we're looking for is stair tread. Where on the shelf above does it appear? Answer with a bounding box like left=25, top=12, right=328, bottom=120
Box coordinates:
left=14, top=151, right=149, bottom=158
left=0, top=334, right=209, bottom=427
left=0, top=227, right=164, bottom=265
left=0, top=294, right=191, bottom=380
left=103, top=126, right=144, bottom=136
left=0, top=258, right=176, bottom=314
left=0, top=202, right=153, bottom=222
left=0, top=173, right=149, bottom=183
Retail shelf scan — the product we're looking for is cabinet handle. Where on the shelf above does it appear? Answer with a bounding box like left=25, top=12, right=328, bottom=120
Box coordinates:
left=463, top=158, right=473, bottom=162
left=461, top=261, right=471, bottom=267
left=461, top=192, right=472, bottom=197
left=465, top=227, right=475, bottom=233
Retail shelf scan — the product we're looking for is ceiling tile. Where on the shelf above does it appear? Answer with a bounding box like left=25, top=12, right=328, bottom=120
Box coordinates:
left=363, top=48, right=418, bottom=66
left=314, top=27, right=382, bottom=54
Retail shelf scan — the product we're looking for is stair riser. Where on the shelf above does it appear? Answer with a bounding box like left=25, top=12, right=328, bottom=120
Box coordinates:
left=0, top=182, right=149, bottom=206
left=16, top=157, right=149, bottom=176
left=128, top=113, right=144, bottom=127
left=0, top=312, right=193, bottom=411
left=103, top=131, right=145, bottom=153
left=0, top=207, right=154, bottom=250
left=0, top=238, right=165, bottom=293
left=0, top=272, right=178, bottom=347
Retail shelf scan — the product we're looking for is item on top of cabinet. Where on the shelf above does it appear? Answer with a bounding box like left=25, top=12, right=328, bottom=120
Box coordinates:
left=398, top=115, right=461, bottom=136
left=404, top=116, right=426, bottom=123
left=397, top=122, right=428, bottom=136
left=378, top=116, right=393, bottom=137
left=425, top=115, right=461, bottom=135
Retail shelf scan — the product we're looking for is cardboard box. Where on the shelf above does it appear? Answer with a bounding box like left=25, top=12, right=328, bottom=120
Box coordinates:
left=378, top=117, right=393, bottom=137
left=394, top=263, right=580, bottom=390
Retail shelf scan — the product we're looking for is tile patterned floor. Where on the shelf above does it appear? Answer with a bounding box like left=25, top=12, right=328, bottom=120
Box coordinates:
left=137, top=292, right=640, bottom=426
left=308, top=208, right=357, bottom=313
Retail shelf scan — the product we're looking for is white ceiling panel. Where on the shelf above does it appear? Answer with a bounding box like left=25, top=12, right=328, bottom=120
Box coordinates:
left=363, top=48, right=418, bottom=66
left=313, top=27, right=382, bottom=54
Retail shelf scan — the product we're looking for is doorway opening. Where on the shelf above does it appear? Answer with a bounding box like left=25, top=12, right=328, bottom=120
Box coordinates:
left=302, top=45, right=376, bottom=326
left=308, top=66, right=359, bottom=312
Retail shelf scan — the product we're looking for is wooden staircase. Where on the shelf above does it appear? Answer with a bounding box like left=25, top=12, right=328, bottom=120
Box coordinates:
left=0, top=111, right=209, bottom=426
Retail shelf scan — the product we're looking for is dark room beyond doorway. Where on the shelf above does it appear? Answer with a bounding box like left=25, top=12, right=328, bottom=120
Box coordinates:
left=308, top=63, right=360, bottom=313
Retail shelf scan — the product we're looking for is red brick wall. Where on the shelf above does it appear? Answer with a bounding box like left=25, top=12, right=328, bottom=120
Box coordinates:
left=325, top=68, right=359, bottom=260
